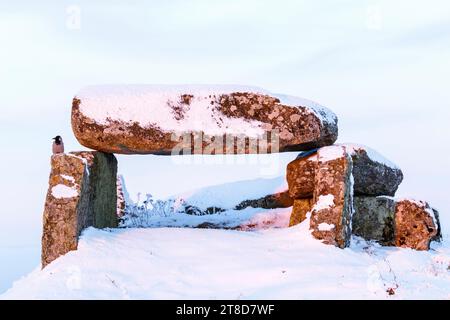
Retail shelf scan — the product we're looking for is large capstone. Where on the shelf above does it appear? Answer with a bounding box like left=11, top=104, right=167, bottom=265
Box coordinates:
left=71, top=85, right=338, bottom=154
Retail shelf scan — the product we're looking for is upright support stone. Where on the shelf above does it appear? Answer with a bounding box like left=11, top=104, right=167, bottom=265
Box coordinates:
left=286, top=151, right=317, bottom=199
left=41, top=152, right=118, bottom=268
left=309, top=146, right=353, bottom=248
left=352, top=196, right=396, bottom=245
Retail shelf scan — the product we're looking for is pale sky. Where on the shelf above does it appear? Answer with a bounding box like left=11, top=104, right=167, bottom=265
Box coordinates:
left=1, top=0, right=450, bottom=293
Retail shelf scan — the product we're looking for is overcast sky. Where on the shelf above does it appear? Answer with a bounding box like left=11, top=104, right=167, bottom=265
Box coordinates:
left=1, top=0, right=449, bottom=293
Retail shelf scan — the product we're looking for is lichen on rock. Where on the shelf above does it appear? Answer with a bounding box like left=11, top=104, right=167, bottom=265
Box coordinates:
left=71, top=85, right=339, bottom=155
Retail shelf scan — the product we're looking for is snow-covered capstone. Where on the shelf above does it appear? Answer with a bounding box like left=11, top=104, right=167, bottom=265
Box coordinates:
left=42, top=152, right=118, bottom=268
left=71, top=85, right=338, bottom=154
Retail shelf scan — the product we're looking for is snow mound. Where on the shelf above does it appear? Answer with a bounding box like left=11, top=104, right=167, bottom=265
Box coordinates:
left=172, top=176, right=288, bottom=210
left=76, top=84, right=335, bottom=137
left=2, top=225, right=450, bottom=299
left=121, top=207, right=291, bottom=230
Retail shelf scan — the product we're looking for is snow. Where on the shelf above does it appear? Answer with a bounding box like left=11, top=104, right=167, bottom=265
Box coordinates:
left=2, top=223, right=449, bottom=300
left=342, top=143, right=400, bottom=169
left=317, top=145, right=345, bottom=162
left=312, top=194, right=335, bottom=211
left=318, top=223, right=335, bottom=231
left=51, top=184, right=78, bottom=199
left=271, top=93, right=337, bottom=125
left=60, top=175, right=75, bottom=183
left=121, top=207, right=291, bottom=230
left=76, top=84, right=336, bottom=137
left=171, top=176, right=288, bottom=211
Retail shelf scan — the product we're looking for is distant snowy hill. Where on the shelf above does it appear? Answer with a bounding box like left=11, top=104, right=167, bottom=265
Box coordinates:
left=2, top=217, right=449, bottom=299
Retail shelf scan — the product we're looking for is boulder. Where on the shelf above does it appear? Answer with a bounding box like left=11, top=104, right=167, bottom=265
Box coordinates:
left=41, top=152, right=117, bottom=268
left=71, top=85, right=338, bottom=154
left=289, top=198, right=313, bottom=227
left=235, top=190, right=294, bottom=210
left=286, top=144, right=403, bottom=199
left=345, top=144, right=403, bottom=196
left=395, top=199, right=441, bottom=250
left=353, top=197, right=441, bottom=250
left=353, top=196, right=396, bottom=245
left=309, top=146, right=353, bottom=248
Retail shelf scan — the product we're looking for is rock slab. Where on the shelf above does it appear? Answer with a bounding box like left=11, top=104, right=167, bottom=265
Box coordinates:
left=72, top=85, right=338, bottom=154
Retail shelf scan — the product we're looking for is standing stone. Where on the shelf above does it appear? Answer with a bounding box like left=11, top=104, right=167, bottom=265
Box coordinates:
left=286, top=150, right=318, bottom=199
left=41, top=152, right=118, bottom=268
left=286, top=144, right=403, bottom=200
left=353, top=196, right=396, bottom=245
left=71, top=85, right=338, bottom=155
left=395, top=199, right=441, bottom=250
left=309, top=146, right=353, bottom=248
left=289, top=198, right=313, bottom=227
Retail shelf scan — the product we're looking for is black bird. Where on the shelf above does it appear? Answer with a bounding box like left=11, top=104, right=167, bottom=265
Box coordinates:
left=52, top=135, right=64, bottom=154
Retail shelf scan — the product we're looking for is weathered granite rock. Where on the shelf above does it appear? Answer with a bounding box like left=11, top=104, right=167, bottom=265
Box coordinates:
left=286, top=150, right=317, bottom=199
left=289, top=198, right=313, bottom=227
left=353, top=196, right=396, bottom=245
left=235, top=191, right=294, bottom=210
left=72, top=85, right=338, bottom=154
left=286, top=144, right=403, bottom=199
left=41, top=152, right=117, bottom=268
left=353, top=197, right=441, bottom=249
left=346, top=145, right=403, bottom=196
left=395, top=199, right=441, bottom=250
left=309, top=146, right=353, bottom=248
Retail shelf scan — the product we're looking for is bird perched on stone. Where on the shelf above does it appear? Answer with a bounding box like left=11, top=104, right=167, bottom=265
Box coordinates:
left=52, top=136, right=65, bottom=154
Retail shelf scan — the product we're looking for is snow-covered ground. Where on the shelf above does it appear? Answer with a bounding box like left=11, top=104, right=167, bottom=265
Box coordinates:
left=1, top=1, right=450, bottom=296
left=2, top=218, right=449, bottom=299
